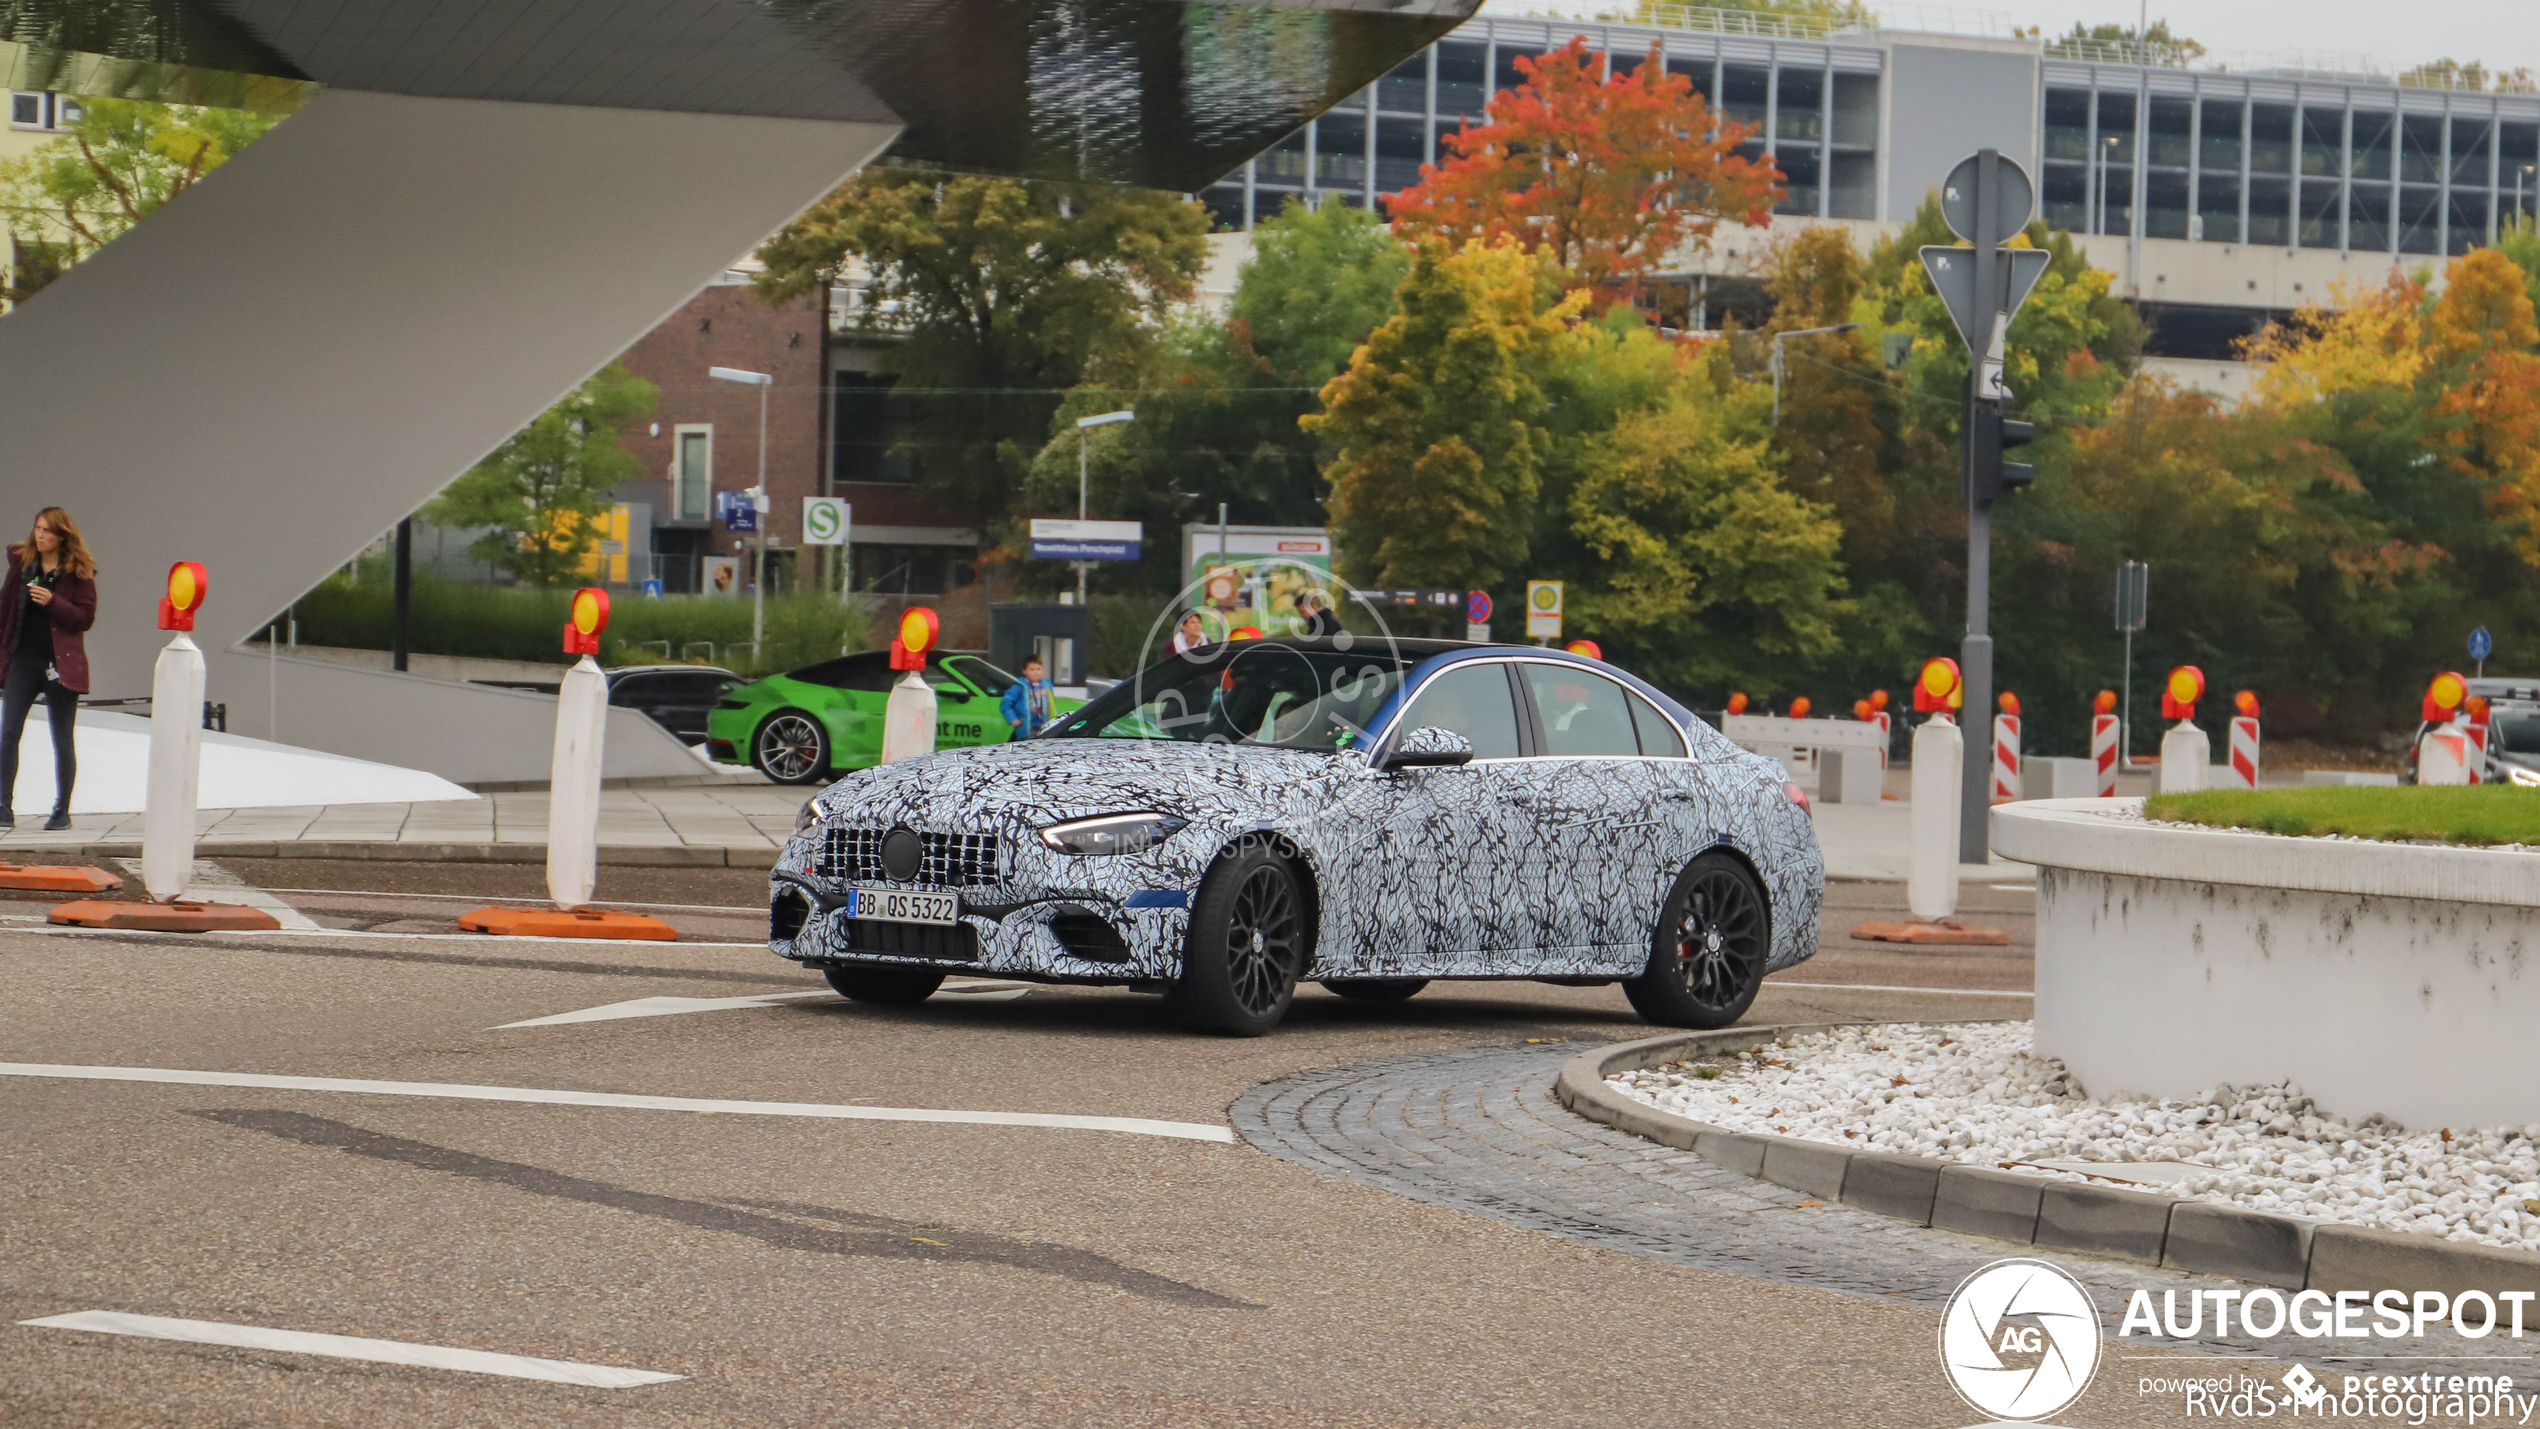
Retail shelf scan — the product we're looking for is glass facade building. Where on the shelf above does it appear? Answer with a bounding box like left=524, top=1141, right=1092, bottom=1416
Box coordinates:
left=1199, top=16, right=1884, bottom=231
left=1198, top=14, right=2540, bottom=265
left=2040, top=62, right=2540, bottom=256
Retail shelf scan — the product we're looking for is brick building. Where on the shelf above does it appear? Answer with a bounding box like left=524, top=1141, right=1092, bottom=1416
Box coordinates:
left=604, top=270, right=988, bottom=642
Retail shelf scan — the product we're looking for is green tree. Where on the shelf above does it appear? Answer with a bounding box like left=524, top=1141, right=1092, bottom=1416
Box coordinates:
left=0, top=95, right=279, bottom=305
left=1306, top=239, right=1583, bottom=590
left=1007, top=198, right=1410, bottom=600
left=423, top=364, right=660, bottom=586
left=1564, top=366, right=1849, bottom=693
left=754, top=171, right=1208, bottom=518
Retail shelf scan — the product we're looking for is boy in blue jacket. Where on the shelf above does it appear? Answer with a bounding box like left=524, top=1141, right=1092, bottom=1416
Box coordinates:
left=1001, top=655, right=1053, bottom=739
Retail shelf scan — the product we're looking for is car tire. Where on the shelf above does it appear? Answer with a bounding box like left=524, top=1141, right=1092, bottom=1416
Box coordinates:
left=822, top=965, right=944, bottom=1004
left=1623, top=851, right=1771, bottom=1030
left=1167, top=846, right=1308, bottom=1036
left=1320, top=978, right=1428, bottom=1002
left=754, top=710, right=831, bottom=784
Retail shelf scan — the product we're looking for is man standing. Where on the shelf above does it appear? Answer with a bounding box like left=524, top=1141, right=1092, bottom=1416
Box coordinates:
left=1002, top=654, right=1054, bottom=739
left=1299, top=591, right=1342, bottom=638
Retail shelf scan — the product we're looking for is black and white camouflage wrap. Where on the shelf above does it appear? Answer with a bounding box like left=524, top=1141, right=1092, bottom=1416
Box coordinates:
left=770, top=655, right=1824, bottom=986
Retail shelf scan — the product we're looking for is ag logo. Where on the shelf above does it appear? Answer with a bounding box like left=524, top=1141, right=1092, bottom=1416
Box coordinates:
left=1939, top=1258, right=2101, bottom=1423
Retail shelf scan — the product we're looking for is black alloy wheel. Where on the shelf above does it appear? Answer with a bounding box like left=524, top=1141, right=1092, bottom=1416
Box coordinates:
left=755, top=711, right=830, bottom=784
left=1623, top=851, right=1770, bottom=1029
left=1168, top=847, right=1308, bottom=1036
left=823, top=965, right=944, bottom=1004
left=1320, top=978, right=1429, bottom=1002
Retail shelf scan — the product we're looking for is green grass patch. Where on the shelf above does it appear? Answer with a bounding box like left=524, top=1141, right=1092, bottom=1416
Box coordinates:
left=2144, top=786, right=2540, bottom=846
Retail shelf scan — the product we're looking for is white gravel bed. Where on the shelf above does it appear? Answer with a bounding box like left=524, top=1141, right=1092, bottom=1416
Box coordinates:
left=1610, top=1022, right=2540, bottom=1252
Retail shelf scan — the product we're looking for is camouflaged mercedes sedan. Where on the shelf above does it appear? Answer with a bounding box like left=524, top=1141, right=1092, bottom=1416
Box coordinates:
left=767, top=638, right=1823, bottom=1036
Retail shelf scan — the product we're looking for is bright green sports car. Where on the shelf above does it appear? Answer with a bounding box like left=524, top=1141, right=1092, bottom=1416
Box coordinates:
left=706, top=649, right=1078, bottom=784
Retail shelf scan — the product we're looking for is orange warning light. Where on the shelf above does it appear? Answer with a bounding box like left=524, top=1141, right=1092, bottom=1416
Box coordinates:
left=158, top=561, right=207, bottom=632
left=562, top=586, right=610, bottom=656
left=889, top=606, right=942, bottom=671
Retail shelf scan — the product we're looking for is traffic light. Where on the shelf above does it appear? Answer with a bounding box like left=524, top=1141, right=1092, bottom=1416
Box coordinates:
left=1998, top=416, right=2036, bottom=496
left=1965, top=406, right=2038, bottom=507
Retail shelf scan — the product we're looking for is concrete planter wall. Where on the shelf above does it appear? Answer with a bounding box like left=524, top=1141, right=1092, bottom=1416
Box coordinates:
left=1992, top=798, right=2540, bottom=1130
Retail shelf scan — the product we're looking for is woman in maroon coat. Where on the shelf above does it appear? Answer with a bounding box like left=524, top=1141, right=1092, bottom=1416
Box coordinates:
left=0, top=507, right=98, bottom=829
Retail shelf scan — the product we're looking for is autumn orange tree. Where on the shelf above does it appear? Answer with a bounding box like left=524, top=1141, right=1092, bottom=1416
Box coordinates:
left=1384, top=37, right=1780, bottom=303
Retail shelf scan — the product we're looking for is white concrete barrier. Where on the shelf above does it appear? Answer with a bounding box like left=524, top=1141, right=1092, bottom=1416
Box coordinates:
left=1995, top=797, right=2540, bottom=1129
left=2028, top=756, right=2102, bottom=799
left=2159, top=721, right=2209, bottom=792
left=1906, top=718, right=1961, bottom=920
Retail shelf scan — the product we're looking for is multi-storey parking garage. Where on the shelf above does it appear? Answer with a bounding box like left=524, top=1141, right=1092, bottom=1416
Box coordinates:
left=1195, top=10, right=2540, bottom=384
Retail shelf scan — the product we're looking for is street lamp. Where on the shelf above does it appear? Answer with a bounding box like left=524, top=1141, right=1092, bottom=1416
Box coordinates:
left=1073, top=409, right=1134, bottom=606
left=1769, top=324, right=1859, bottom=429
left=709, top=365, right=772, bottom=659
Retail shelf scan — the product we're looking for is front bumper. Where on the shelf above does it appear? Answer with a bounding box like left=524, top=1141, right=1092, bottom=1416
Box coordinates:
left=767, top=820, right=1205, bottom=983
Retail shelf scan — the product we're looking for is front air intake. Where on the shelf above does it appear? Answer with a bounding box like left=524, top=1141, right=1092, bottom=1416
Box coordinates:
left=770, top=885, right=811, bottom=943
left=1050, top=912, right=1130, bottom=963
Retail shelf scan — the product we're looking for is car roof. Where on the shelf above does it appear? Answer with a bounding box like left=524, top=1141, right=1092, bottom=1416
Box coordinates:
left=1169, top=637, right=1698, bottom=729
left=607, top=664, right=739, bottom=678
left=2469, top=678, right=2540, bottom=701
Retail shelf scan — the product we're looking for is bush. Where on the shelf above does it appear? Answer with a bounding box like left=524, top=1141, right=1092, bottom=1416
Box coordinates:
left=279, top=574, right=871, bottom=678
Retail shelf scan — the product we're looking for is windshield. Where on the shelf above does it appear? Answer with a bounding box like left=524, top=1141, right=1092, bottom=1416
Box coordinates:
left=1045, top=643, right=1409, bottom=751
left=2492, top=713, right=2540, bottom=755
left=940, top=654, right=1018, bottom=696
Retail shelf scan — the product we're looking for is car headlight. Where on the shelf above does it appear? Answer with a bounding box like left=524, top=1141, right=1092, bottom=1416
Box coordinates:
left=1038, top=812, right=1188, bottom=857
left=2510, top=765, right=2540, bottom=789
left=794, top=799, right=822, bottom=836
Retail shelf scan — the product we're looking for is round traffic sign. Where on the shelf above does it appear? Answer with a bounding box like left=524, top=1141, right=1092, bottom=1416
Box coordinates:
left=805, top=499, right=844, bottom=543
left=1940, top=153, right=2036, bottom=247
left=2470, top=625, right=2493, bottom=661
left=1467, top=589, right=1493, bottom=624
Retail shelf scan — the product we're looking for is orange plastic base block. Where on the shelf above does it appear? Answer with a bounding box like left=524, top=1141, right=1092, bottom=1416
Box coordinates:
left=0, top=863, right=122, bottom=892
left=1848, top=919, right=2011, bottom=947
left=49, top=899, right=282, bottom=932
left=457, top=906, right=678, bottom=941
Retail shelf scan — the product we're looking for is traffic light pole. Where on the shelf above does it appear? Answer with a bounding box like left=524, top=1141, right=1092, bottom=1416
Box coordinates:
left=1958, top=150, right=2004, bottom=865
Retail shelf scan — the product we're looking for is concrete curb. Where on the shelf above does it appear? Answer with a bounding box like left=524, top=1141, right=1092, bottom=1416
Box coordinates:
left=0, top=840, right=781, bottom=869
left=1554, top=1027, right=2540, bottom=1296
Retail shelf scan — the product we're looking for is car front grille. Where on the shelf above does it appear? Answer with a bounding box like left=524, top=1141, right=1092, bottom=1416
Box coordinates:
left=815, top=827, right=1003, bottom=887
left=830, top=915, right=979, bottom=962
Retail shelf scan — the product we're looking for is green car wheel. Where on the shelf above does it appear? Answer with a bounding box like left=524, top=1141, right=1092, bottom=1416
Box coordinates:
left=754, top=710, right=831, bottom=784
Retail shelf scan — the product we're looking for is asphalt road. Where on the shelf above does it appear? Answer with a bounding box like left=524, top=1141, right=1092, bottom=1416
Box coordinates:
left=0, top=863, right=2237, bottom=1427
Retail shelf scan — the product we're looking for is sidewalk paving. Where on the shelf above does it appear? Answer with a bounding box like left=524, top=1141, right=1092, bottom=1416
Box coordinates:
left=0, top=783, right=809, bottom=867
left=0, top=779, right=2026, bottom=880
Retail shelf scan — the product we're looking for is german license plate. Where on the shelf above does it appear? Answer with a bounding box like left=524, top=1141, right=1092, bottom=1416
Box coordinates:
left=843, top=887, right=959, bottom=926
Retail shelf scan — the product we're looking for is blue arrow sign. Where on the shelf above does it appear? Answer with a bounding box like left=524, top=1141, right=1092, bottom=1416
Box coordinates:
left=2470, top=626, right=2493, bottom=662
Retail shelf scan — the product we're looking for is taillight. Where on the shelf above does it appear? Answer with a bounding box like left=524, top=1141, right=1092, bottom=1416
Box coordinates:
left=1783, top=781, right=1812, bottom=816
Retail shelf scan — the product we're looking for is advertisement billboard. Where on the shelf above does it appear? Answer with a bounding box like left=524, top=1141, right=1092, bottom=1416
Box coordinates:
left=1179, top=525, right=1333, bottom=638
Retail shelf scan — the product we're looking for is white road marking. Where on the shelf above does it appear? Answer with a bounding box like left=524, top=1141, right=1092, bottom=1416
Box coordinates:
left=0, top=1062, right=1238, bottom=1143
left=497, top=991, right=833, bottom=1028
left=500, top=979, right=1032, bottom=1028
left=0, top=918, right=773, bottom=950
left=19, top=1310, right=681, bottom=1388
left=1772, top=981, right=2033, bottom=998
left=112, top=859, right=321, bottom=930
left=931, top=981, right=1031, bottom=1002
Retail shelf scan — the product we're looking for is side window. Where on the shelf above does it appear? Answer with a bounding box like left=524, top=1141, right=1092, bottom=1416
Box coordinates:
left=1396, top=663, right=1522, bottom=759
left=1524, top=666, right=1640, bottom=756
left=1629, top=692, right=1688, bottom=758
left=787, top=653, right=896, bottom=692
left=606, top=674, right=655, bottom=706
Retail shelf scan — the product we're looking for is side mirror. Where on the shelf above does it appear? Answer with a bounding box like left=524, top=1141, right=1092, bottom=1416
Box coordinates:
left=1377, top=725, right=1475, bottom=771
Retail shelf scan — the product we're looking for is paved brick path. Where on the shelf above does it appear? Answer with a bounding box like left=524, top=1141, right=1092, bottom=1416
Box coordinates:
left=1234, top=1041, right=2540, bottom=1373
